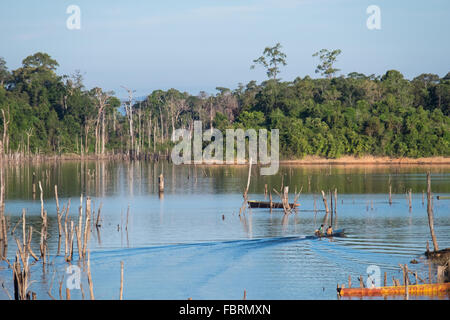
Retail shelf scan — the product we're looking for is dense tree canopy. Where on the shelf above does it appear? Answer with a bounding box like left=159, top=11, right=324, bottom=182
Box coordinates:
left=0, top=51, right=448, bottom=159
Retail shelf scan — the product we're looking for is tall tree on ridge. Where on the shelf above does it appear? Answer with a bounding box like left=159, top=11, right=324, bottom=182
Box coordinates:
left=313, top=49, right=342, bottom=79
left=251, top=42, right=287, bottom=80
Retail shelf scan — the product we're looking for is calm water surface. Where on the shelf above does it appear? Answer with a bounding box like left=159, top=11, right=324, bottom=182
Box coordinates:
left=0, top=162, right=449, bottom=300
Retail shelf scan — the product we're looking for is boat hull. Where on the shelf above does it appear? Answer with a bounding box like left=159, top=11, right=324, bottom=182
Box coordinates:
left=248, top=200, right=300, bottom=209
left=314, top=229, right=345, bottom=238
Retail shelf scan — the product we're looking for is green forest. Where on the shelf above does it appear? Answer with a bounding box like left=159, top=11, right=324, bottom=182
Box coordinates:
left=0, top=46, right=449, bottom=159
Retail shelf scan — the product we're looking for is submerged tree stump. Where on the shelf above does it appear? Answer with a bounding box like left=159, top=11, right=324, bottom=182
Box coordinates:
left=158, top=174, right=164, bottom=193
left=426, top=248, right=450, bottom=264
left=426, top=172, right=439, bottom=252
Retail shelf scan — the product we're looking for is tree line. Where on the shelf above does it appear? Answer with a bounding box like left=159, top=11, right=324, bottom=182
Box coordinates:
left=0, top=45, right=448, bottom=159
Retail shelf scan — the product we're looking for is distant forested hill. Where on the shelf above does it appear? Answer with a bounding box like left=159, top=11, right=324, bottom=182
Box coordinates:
left=0, top=52, right=448, bottom=159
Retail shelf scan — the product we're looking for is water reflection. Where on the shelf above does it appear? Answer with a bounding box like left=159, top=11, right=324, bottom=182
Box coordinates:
left=0, top=161, right=449, bottom=300
left=2, top=161, right=450, bottom=201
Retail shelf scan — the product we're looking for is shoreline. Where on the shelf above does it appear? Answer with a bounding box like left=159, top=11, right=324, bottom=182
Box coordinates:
left=0, top=154, right=449, bottom=166
left=278, top=156, right=450, bottom=165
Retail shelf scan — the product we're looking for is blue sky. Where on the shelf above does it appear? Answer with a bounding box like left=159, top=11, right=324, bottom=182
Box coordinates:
left=1, top=0, right=449, bottom=97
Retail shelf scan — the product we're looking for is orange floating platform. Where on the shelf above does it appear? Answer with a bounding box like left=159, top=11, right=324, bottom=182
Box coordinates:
left=338, top=283, right=450, bottom=297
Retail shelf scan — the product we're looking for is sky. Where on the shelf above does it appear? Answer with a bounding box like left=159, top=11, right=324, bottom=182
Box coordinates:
left=0, top=0, right=449, bottom=98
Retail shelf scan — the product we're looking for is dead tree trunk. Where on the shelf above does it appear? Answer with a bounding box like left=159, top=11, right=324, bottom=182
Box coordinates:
left=282, top=186, right=290, bottom=214
left=158, top=174, right=164, bottom=194
left=93, top=88, right=110, bottom=156
left=147, top=110, right=152, bottom=153
left=1, top=107, right=10, bottom=156
left=25, top=128, right=33, bottom=156
left=333, top=188, right=338, bottom=228
left=388, top=175, right=392, bottom=205
left=153, top=124, right=156, bottom=154
left=321, top=190, right=330, bottom=225
left=243, top=158, right=252, bottom=201
left=84, top=123, right=90, bottom=154
left=122, top=86, right=135, bottom=158
left=101, top=112, right=106, bottom=156
left=158, top=104, right=164, bottom=145
left=209, top=100, right=213, bottom=135
left=426, top=172, right=439, bottom=252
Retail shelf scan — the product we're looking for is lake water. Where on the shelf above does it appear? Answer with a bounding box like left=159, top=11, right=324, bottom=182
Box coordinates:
left=0, top=161, right=449, bottom=300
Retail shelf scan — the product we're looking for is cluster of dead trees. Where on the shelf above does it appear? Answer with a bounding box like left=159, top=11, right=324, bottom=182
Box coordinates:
left=64, top=86, right=239, bottom=160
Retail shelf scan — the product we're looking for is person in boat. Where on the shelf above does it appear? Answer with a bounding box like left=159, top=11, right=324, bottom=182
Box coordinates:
left=315, top=224, right=324, bottom=236
left=326, top=225, right=333, bottom=236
